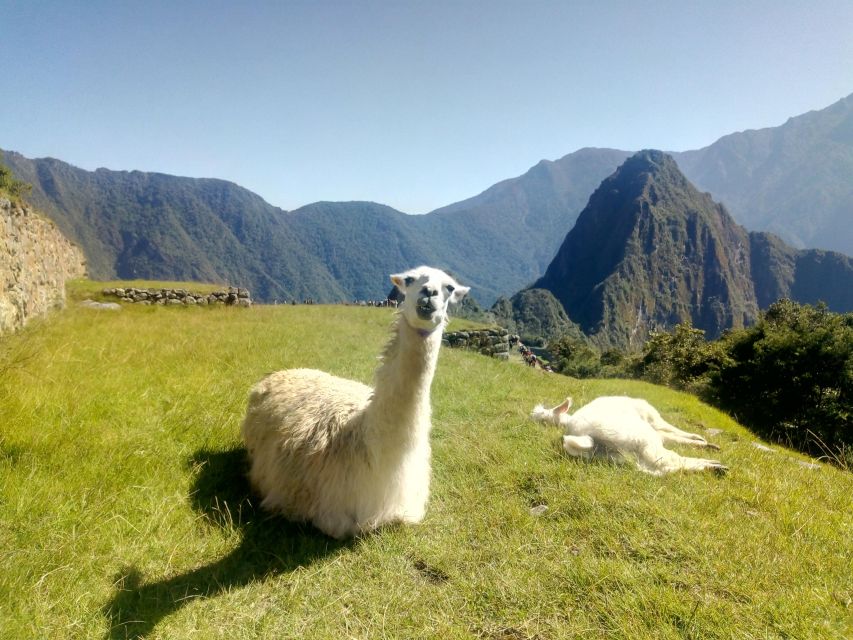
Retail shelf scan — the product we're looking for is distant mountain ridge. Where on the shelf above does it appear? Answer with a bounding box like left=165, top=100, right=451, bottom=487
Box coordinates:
left=490, top=288, right=586, bottom=343
left=3, top=91, right=852, bottom=305
left=1, top=147, right=628, bottom=304
left=1, top=153, right=348, bottom=302
left=428, top=147, right=633, bottom=274
left=532, top=150, right=853, bottom=349
left=672, top=93, right=853, bottom=255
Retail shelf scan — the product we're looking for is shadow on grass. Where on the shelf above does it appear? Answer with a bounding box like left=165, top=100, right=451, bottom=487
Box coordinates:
left=103, top=447, right=350, bottom=639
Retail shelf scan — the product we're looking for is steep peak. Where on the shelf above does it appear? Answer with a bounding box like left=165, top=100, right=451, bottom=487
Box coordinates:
left=574, top=149, right=714, bottom=231
left=611, top=149, right=685, bottom=187
left=624, top=148, right=673, bottom=168
left=535, top=149, right=757, bottom=348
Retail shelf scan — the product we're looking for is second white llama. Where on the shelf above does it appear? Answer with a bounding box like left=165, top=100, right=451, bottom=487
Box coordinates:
left=532, top=396, right=727, bottom=475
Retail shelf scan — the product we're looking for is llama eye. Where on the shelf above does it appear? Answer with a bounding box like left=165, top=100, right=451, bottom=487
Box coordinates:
left=404, top=276, right=415, bottom=286
left=446, top=285, right=455, bottom=293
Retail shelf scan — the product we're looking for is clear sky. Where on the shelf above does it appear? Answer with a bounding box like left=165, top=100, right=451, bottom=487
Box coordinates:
left=2, top=0, right=852, bottom=213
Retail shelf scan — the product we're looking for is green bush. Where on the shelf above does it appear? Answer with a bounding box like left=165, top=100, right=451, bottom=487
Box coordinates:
left=547, top=336, right=602, bottom=378
left=615, top=302, right=852, bottom=465
left=711, top=300, right=852, bottom=464
left=631, top=322, right=726, bottom=394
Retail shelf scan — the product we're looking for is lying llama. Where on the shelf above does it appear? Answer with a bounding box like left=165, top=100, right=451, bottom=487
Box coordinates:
left=241, top=266, right=469, bottom=538
left=531, top=396, right=727, bottom=476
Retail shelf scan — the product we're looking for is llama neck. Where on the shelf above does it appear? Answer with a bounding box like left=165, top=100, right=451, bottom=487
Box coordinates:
left=365, top=315, right=443, bottom=438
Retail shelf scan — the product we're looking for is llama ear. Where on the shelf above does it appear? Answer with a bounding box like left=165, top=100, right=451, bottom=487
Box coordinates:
left=450, top=285, right=470, bottom=304
left=553, top=397, right=572, bottom=415
left=390, top=273, right=409, bottom=292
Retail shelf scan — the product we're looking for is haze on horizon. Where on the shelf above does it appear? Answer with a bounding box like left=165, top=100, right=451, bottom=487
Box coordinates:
left=2, top=1, right=852, bottom=214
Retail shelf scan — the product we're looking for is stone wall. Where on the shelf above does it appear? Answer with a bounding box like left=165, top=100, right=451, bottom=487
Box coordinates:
left=0, top=197, right=87, bottom=335
left=443, top=327, right=510, bottom=359
left=101, top=286, right=252, bottom=307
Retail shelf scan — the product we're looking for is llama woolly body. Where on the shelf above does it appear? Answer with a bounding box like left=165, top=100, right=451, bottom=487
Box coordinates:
left=532, top=396, right=727, bottom=476
left=242, top=266, right=468, bottom=538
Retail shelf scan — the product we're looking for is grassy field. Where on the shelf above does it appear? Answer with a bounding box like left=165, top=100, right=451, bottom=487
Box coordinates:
left=1, top=280, right=851, bottom=639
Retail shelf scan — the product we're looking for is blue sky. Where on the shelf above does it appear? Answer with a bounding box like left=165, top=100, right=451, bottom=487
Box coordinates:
left=2, top=1, right=852, bottom=213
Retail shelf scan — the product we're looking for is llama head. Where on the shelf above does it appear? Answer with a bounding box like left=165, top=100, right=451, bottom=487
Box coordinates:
left=391, top=266, right=469, bottom=333
left=531, top=397, right=573, bottom=426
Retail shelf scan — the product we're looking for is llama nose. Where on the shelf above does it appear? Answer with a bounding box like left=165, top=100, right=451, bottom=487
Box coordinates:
left=421, top=287, right=438, bottom=298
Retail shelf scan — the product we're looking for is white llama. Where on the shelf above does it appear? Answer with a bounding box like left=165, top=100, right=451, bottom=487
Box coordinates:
left=531, top=396, right=727, bottom=476
left=241, top=266, right=469, bottom=538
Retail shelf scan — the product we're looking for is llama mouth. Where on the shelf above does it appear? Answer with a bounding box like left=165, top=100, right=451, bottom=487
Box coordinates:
left=416, top=304, right=436, bottom=320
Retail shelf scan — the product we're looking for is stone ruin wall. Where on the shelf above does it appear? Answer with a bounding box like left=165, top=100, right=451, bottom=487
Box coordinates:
left=0, top=197, right=87, bottom=335
left=443, top=327, right=510, bottom=359
left=100, top=286, right=252, bottom=306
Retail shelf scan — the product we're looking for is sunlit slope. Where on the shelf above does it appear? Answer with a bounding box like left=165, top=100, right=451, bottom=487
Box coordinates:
left=0, top=281, right=850, bottom=639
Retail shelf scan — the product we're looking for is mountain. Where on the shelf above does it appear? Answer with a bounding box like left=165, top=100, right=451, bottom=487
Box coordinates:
left=287, top=201, right=434, bottom=301
left=673, top=93, right=853, bottom=255
left=748, top=232, right=853, bottom=311
left=441, top=91, right=853, bottom=274
left=427, top=148, right=632, bottom=276
left=1, top=148, right=629, bottom=305
left=435, top=91, right=853, bottom=274
left=0, top=152, right=347, bottom=302
left=533, top=150, right=853, bottom=349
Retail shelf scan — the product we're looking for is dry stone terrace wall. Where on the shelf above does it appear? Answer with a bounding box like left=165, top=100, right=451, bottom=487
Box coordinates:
left=443, top=327, right=510, bottom=359
left=101, top=286, right=252, bottom=307
left=0, top=197, right=87, bottom=335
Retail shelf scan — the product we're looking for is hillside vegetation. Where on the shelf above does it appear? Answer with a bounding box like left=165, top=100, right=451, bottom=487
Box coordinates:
left=1, top=282, right=851, bottom=639
left=0, top=160, right=31, bottom=201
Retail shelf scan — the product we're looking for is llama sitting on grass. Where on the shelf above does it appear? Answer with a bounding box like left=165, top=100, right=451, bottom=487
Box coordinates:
left=532, top=396, right=727, bottom=476
left=241, top=266, right=469, bottom=539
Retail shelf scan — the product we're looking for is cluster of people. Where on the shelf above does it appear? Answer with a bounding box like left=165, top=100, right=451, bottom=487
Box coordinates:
left=519, top=343, right=540, bottom=367
left=271, top=298, right=316, bottom=305
left=272, top=298, right=403, bottom=307
left=514, top=338, right=554, bottom=372
left=351, top=299, right=399, bottom=308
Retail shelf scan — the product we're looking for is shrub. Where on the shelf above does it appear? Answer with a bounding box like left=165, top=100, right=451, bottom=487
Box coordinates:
left=710, top=300, right=852, bottom=463
left=631, top=322, right=725, bottom=394
left=547, top=336, right=602, bottom=378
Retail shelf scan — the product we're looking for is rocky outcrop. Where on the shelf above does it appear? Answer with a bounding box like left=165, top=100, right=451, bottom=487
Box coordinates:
left=101, top=286, right=252, bottom=307
left=0, top=197, right=87, bottom=334
left=443, top=327, right=510, bottom=359
left=490, top=288, right=586, bottom=342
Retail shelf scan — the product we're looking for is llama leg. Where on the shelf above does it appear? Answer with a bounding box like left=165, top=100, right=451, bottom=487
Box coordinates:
left=646, top=412, right=719, bottom=450
left=669, top=454, right=728, bottom=475
left=562, top=434, right=596, bottom=459
left=635, top=441, right=727, bottom=475
left=658, top=430, right=721, bottom=450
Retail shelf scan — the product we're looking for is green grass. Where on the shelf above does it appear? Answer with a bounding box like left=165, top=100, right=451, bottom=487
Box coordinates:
left=1, top=281, right=851, bottom=639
